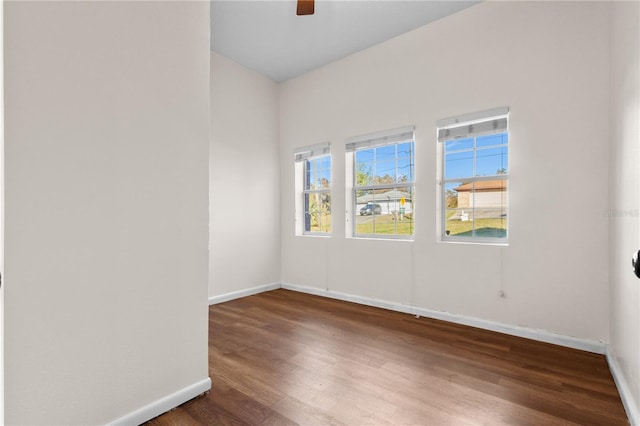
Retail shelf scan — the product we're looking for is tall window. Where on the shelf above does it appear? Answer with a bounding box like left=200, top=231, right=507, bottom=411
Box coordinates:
left=438, top=107, right=509, bottom=243
left=295, top=143, right=331, bottom=235
left=346, top=127, right=415, bottom=239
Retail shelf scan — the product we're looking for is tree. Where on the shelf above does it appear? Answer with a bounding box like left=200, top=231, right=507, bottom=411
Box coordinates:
left=372, top=174, right=395, bottom=185
left=445, top=189, right=458, bottom=208
left=356, top=163, right=371, bottom=197
left=356, top=163, right=371, bottom=186
left=307, top=192, right=330, bottom=230
left=496, top=168, right=507, bottom=175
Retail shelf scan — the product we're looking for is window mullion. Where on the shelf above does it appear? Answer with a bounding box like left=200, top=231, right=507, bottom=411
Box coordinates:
left=351, top=132, right=415, bottom=239
left=304, top=189, right=330, bottom=195
left=299, top=152, right=331, bottom=235
left=438, top=110, right=508, bottom=243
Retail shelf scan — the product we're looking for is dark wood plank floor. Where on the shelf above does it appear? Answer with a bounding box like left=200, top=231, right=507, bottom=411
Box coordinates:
left=147, top=289, right=628, bottom=425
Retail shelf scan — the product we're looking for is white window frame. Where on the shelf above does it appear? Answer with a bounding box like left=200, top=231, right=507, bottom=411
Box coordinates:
left=294, top=142, right=331, bottom=236
left=346, top=126, right=415, bottom=240
left=438, top=107, right=509, bottom=244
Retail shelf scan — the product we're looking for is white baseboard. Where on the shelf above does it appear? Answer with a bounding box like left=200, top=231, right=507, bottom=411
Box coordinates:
left=606, top=345, right=639, bottom=426
left=107, top=377, right=211, bottom=426
left=208, top=282, right=281, bottom=305
left=100, top=285, right=626, bottom=424
left=210, top=283, right=631, bottom=420
left=281, top=282, right=606, bottom=354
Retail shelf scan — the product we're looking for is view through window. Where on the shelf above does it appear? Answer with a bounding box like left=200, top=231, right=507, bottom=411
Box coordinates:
left=439, top=108, right=509, bottom=242
left=348, top=128, right=415, bottom=238
left=295, top=143, right=331, bottom=235
left=304, top=155, right=331, bottom=233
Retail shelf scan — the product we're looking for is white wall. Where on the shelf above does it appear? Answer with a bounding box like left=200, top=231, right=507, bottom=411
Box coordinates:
left=209, top=52, right=280, bottom=299
left=280, top=2, right=611, bottom=342
left=4, top=2, right=210, bottom=424
left=609, top=0, right=640, bottom=419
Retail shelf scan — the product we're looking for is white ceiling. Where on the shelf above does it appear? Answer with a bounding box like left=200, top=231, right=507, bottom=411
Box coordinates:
left=210, top=1, right=480, bottom=82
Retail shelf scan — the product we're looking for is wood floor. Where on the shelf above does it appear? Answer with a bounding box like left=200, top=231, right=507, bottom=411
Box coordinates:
left=148, top=289, right=628, bottom=425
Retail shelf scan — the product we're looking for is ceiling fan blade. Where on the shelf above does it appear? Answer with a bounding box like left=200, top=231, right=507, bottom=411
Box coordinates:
left=297, top=0, right=314, bottom=16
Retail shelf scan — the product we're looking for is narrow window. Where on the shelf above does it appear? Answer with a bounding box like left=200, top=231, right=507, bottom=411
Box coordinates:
left=438, top=107, right=509, bottom=243
left=346, top=127, right=415, bottom=239
left=294, top=143, right=331, bottom=235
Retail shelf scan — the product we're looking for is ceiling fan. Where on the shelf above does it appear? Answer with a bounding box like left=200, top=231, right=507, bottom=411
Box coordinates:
left=297, top=0, right=314, bottom=16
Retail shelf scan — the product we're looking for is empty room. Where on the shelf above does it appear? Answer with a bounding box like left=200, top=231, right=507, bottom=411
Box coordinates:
left=2, top=0, right=639, bottom=425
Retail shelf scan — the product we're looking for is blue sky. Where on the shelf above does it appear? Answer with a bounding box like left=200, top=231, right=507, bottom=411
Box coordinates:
left=444, top=133, right=508, bottom=180
left=306, top=135, right=505, bottom=192
left=306, top=156, right=331, bottom=189
left=356, top=141, right=414, bottom=184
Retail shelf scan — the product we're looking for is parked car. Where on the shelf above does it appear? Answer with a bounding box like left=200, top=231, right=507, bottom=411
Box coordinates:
left=360, top=203, right=382, bottom=216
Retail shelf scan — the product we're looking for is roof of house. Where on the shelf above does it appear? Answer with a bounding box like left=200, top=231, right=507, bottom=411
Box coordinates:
left=454, top=180, right=506, bottom=192
left=357, top=189, right=412, bottom=204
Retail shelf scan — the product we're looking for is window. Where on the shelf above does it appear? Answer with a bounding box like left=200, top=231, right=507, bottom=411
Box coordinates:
left=295, top=143, right=331, bottom=235
left=438, top=107, right=509, bottom=243
left=346, top=127, right=415, bottom=239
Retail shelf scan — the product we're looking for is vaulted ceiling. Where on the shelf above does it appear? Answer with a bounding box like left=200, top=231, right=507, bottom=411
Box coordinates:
left=210, top=1, right=480, bottom=82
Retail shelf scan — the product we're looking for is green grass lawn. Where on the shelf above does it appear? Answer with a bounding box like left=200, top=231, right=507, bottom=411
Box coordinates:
left=445, top=211, right=506, bottom=238
left=310, top=211, right=503, bottom=237
left=356, top=214, right=413, bottom=235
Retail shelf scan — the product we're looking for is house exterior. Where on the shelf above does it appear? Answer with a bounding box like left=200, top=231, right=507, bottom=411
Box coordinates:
left=454, top=180, right=506, bottom=209
left=356, top=189, right=413, bottom=215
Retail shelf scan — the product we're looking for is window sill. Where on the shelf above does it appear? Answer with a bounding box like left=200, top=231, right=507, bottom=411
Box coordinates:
left=349, top=235, right=414, bottom=242
left=440, top=238, right=508, bottom=247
